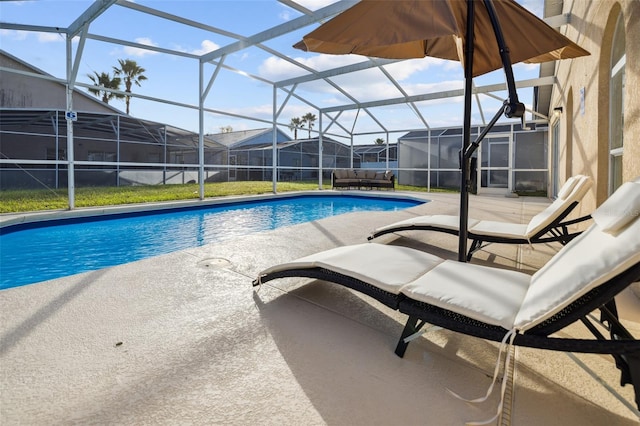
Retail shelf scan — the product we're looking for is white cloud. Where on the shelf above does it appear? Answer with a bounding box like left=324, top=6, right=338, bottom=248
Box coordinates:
left=513, top=62, right=540, bottom=72
left=0, top=29, right=28, bottom=41
left=279, top=9, right=293, bottom=21
left=518, top=0, right=544, bottom=18
left=329, top=69, right=407, bottom=100
left=190, top=39, right=220, bottom=56
left=294, top=0, right=339, bottom=11
left=258, top=52, right=464, bottom=107
left=123, top=37, right=160, bottom=57
left=383, top=57, right=453, bottom=81
left=408, top=80, right=464, bottom=96
left=259, top=56, right=306, bottom=80
left=259, top=53, right=366, bottom=81
left=214, top=104, right=274, bottom=122
left=1, top=29, right=65, bottom=43
left=37, top=32, right=63, bottom=43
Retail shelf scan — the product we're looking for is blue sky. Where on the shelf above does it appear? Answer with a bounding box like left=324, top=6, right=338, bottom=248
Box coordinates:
left=1, top=0, right=545, bottom=144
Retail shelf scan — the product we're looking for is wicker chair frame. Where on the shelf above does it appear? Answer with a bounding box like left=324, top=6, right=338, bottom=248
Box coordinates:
left=253, top=261, right=640, bottom=408
left=368, top=201, right=591, bottom=261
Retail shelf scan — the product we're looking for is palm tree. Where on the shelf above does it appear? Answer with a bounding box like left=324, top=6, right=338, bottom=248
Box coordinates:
left=289, top=117, right=303, bottom=140
left=301, top=112, right=317, bottom=138
left=113, top=59, right=147, bottom=114
left=87, top=71, right=123, bottom=104
left=374, top=137, right=385, bottom=145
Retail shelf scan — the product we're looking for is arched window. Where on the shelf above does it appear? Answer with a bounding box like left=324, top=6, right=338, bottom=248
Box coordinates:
left=609, top=13, right=625, bottom=193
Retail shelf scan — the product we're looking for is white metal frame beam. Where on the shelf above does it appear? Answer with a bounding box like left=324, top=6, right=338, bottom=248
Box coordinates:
left=200, top=0, right=357, bottom=62
left=67, top=0, right=117, bottom=37
left=320, top=76, right=557, bottom=113
left=0, top=0, right=574, bottom=208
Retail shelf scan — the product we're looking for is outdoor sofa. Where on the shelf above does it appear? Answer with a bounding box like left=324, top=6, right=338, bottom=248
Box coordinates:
left=332, top=169, right=394, bottom=190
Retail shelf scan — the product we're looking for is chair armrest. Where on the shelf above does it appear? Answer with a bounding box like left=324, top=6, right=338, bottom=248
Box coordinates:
left=560, top=214, right=592, bottom=226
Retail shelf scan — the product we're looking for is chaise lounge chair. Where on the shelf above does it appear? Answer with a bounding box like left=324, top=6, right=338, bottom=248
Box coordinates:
left=368, top=175, right=593, bottom=260
left=253, top=178, right=640, bottom=409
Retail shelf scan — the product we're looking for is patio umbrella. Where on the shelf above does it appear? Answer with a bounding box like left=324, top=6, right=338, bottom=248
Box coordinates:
left=294, top=0, right=589, bottom=262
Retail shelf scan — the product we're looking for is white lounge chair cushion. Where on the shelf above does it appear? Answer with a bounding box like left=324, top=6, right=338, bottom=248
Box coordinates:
left=516, top=181, right=640, bottom=330
left=400, top=260, right=531, bottom=329
left=258, top=243, right=444, bottom=294
left=371, top=175, right=592, bottom=241
left=468, top=220, right=528, bottom=239
left=556, top=175, right=579, bottom=200
left=261, top=243, right=531, bottom=329
left=525, top=175, right=592, bottom=237
left=374, top=214, right=528, bottom=239
left=259, top=177, right=639, bottom=335
left=374, top=215, right=480, bottom=234
left=591, top=181, right=640, bottom=234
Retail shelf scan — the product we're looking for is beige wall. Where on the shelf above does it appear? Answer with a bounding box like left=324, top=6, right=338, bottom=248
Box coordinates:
left=550, top=0, right=640, bottom=215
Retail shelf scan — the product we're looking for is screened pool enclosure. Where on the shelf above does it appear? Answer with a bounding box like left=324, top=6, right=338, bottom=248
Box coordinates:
left=229, top=138, right=357, bottom=183
left=1, top=107, right=548, bottom=195
left=0, top=1, right=564, bottom=206
left=399, top=123, right=548, bottom=193
left=0, top=109, right=228, bottom=189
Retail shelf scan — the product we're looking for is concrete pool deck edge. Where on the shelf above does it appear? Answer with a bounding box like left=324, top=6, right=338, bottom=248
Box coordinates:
left=0, top=189, right=426, bottom=229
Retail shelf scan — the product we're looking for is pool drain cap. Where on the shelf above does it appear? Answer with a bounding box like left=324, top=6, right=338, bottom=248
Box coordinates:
left=197, top=257, right=231, bottom=269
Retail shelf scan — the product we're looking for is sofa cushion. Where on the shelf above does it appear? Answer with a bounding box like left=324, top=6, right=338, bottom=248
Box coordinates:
left=334, top=169, right=348, bottom=179
left=363, top=170, right=377, bottom=179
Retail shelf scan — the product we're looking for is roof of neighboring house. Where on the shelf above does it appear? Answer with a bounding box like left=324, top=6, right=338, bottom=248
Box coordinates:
left=0, top=109, right=226, bottom=150
left=209, top=128, right=270, bottom=147
left=1, top=50, right=227, bottom=150
left=209, top=128, right=292, bottom=148
left=0, top=49, right=124, bottom=114
left=399, top=122, right=537, bottom=140
left=352, top=143, right=398, bottom=155
left=228, top=136, right=344, bottom=151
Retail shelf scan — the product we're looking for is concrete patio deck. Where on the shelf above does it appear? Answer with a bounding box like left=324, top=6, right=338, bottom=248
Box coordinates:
left=1, top=191, right=639, bottom=425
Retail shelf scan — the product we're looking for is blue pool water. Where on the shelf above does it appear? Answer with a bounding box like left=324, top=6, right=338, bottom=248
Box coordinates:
left=0, top=194, right=423, bottom=289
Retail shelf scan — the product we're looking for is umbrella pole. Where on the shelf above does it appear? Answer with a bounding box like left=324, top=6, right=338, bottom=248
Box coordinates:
left=483, top=0, right=526, bottom=120
left=458, top=0, right=475, bottom=263
left=459, top=0, right=527, bottom=263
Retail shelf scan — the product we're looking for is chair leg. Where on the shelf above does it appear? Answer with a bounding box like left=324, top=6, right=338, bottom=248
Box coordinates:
left=599, top=301, right=640, bottom=409
left=624, top=352, right=640, bottom=410
left=467, top=239, right=483, bottom=261
left=395, top=315, right=421, bottom=358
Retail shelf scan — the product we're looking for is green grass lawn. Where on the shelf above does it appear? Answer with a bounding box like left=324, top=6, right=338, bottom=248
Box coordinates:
left=1, top=181, right=459, bottom=214
left=0, top=181, right=310, bottom=213
left=2, top=181, right=552, bottom=214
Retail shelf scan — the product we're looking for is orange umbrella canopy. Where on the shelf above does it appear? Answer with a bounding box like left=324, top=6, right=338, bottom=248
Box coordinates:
left=295, top=0, right=589, bottom=77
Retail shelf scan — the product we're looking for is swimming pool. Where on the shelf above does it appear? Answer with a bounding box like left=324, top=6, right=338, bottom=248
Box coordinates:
left=0, top=193, right=424, bottom=289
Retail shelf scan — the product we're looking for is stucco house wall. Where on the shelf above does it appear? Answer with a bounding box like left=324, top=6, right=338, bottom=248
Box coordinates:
left=549, top=0, right=639, bottom=214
